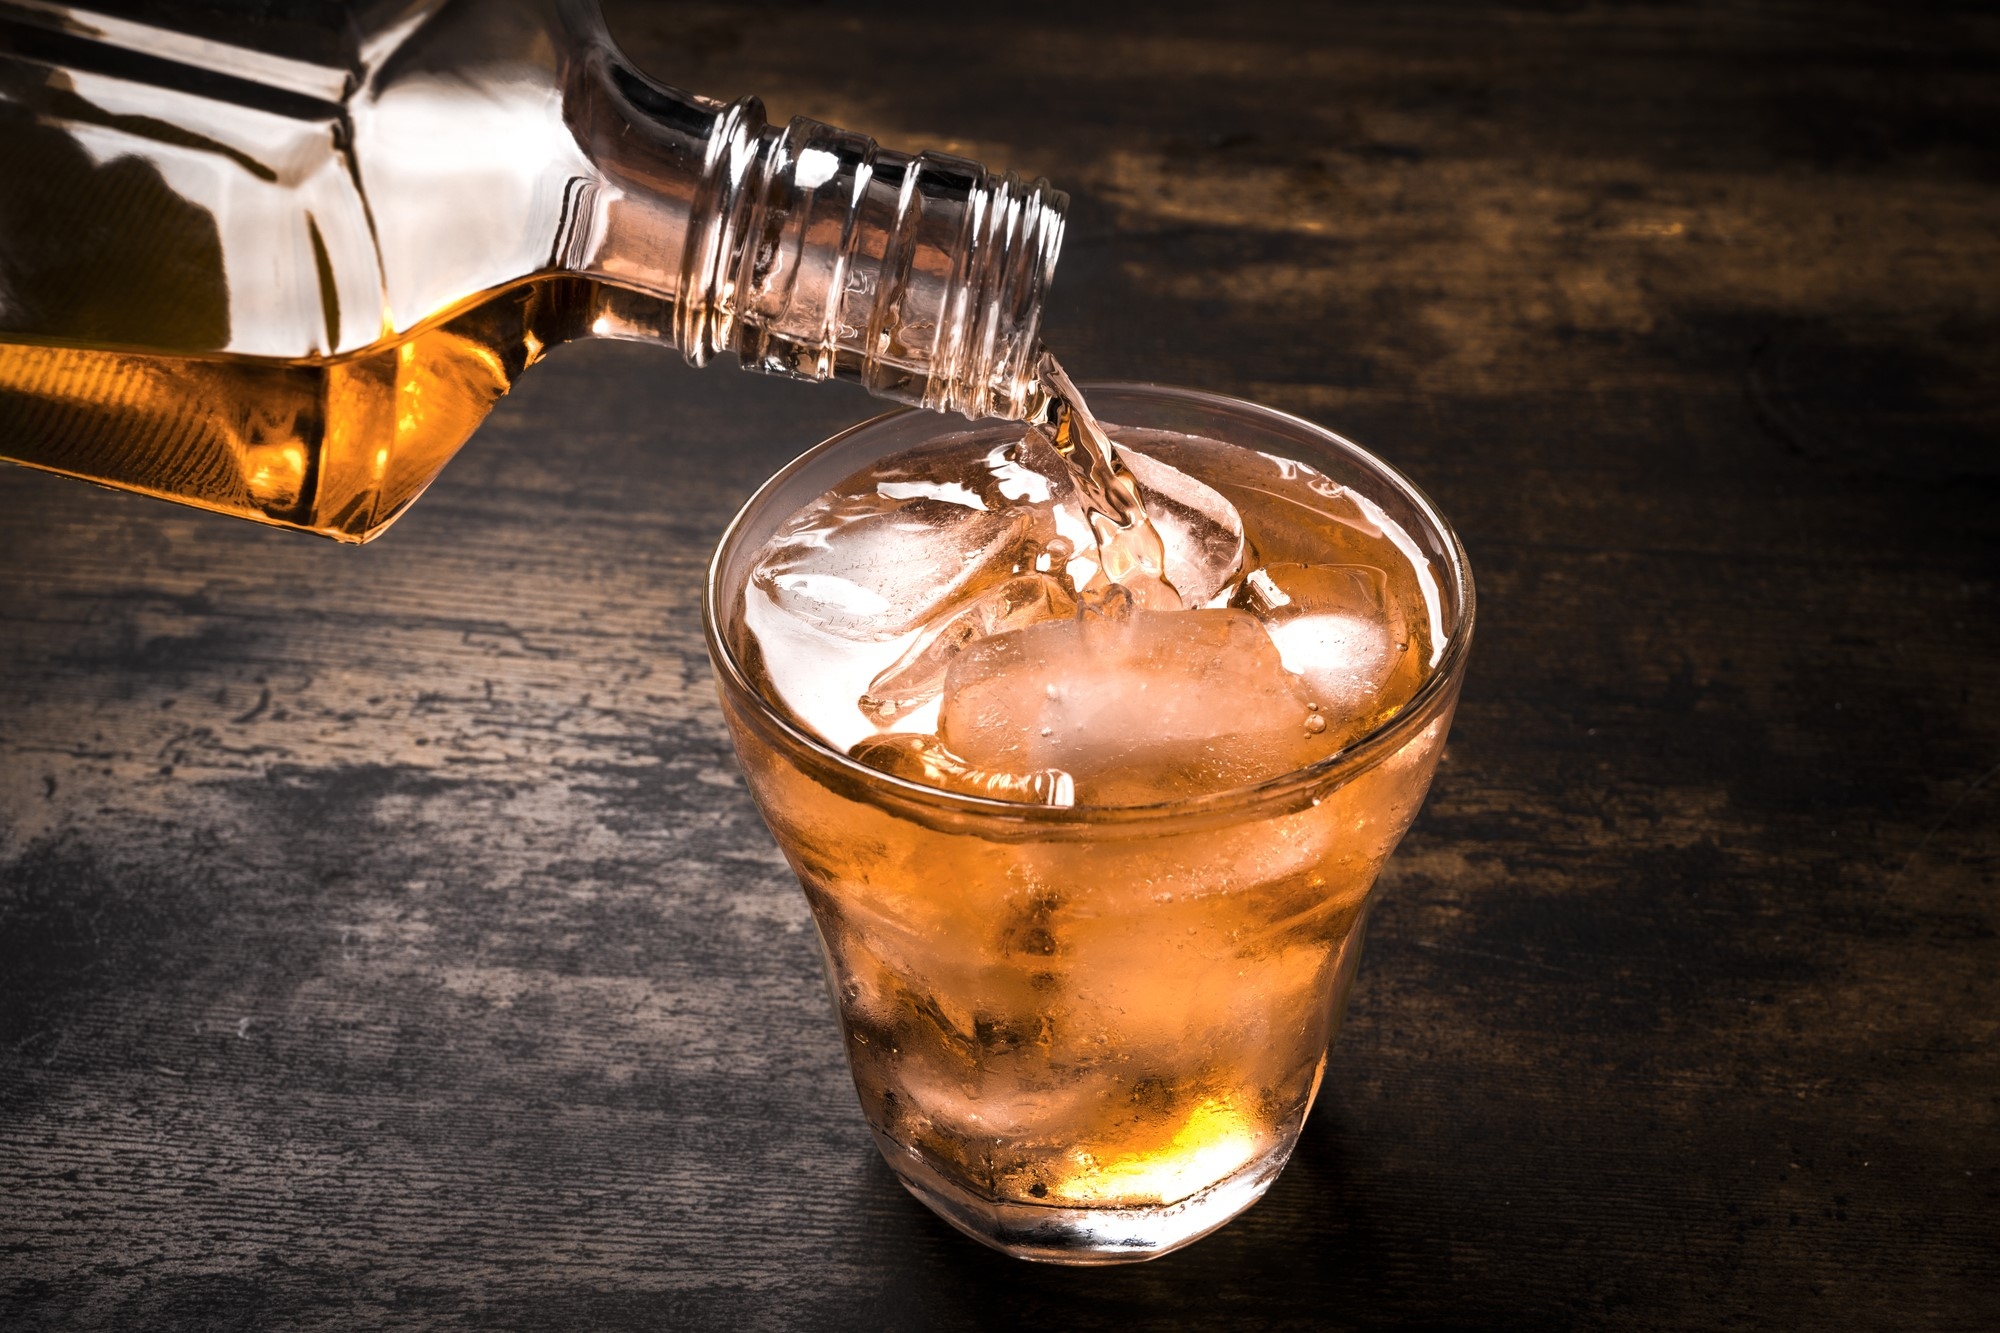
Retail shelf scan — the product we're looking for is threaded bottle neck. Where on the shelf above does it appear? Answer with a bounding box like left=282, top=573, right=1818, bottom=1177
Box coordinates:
left=569, top=29, right=1067, bottom=425
left=679, top=111, right=1065, bottom=421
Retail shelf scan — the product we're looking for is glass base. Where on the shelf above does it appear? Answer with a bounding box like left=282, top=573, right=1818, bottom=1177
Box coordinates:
left=876, top=1130, right=1290, bottom=1265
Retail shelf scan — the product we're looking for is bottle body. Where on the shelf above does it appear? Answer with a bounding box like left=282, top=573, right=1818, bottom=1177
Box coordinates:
left=0, top=0, right=1064, bottom=540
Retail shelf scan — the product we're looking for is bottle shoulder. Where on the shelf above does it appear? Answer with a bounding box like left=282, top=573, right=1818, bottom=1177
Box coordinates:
left=353, top=0, right=597, bottom=353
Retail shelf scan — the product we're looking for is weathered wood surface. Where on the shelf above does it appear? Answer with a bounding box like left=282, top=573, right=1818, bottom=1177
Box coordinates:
left=3, top=2, right=1995, bottom=1328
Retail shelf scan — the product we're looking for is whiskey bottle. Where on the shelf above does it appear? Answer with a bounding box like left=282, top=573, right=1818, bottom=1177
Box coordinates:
left=0, top=0, right=1066, bottom=540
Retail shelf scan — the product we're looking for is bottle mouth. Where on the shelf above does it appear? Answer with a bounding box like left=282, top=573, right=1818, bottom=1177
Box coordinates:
left=702, top=382, right=1478, bottom=833
left=681, top=107, right=1067, bottom=422
left=917, top=164, right=1067, bottom=421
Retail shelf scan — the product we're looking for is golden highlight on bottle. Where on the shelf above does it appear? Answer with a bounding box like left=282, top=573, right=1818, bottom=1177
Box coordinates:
left=0, top=282, right=556, bottom=540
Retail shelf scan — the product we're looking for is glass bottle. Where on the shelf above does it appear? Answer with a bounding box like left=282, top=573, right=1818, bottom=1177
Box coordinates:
left=0, top=0, right=1066, bottom=540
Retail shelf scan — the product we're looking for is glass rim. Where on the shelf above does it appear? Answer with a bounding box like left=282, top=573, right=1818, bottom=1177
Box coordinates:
left=703, top=381, right=1476, bottom=828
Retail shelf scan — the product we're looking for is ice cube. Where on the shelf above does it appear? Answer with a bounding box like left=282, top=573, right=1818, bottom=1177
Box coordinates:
left=939, top=607, right=1336, bottom=805
left=740, top=431, right=1254, bottom=759
left=850, top=733, right=1075, bottom=807
left=1236, top=563, right=1425, bottom=746
left=1119, top=444, right=1247, bottom=607
left=862, top=572, right=1077, bottom=723
left=752, top=477, right=1054, bottom=643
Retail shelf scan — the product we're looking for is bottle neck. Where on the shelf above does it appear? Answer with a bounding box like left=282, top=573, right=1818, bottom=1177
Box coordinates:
left=560, top=27, right=1065, bottom=422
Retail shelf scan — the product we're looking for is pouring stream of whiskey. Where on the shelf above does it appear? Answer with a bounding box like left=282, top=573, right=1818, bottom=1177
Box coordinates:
left=1031, top=353, right=1180, bottom=608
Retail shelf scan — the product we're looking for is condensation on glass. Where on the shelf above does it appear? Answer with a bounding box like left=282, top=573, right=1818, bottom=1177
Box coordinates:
left=0, top=0, right=1066, bottom=540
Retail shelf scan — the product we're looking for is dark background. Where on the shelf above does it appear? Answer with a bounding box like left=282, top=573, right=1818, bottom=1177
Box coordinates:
left=3, top=1, right=1996, bottom=1328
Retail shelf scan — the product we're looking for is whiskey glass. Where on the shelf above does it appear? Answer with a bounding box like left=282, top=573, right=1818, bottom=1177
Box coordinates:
left=704, top=385, right=1473, bottom=1263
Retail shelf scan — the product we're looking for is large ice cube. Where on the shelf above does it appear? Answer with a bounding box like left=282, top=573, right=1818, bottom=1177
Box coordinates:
left=862, top=572, right=1077, bottom=723
left=1235, top=563, right=1426, bottom=746
left=1120, top=445, right=1247, bottom=607
left=940, top=606, right=1336, bottom=805
left=743, top=438, right=1079, bottom=748
left=752, top=486, right=1052, bottom=643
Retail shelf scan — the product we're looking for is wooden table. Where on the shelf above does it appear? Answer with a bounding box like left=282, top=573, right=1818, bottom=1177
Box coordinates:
left=3, top=2, right=1994, bottom=1327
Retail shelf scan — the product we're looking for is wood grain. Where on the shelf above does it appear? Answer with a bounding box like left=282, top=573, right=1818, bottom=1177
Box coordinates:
left=3, top=2, right=1995, bottom=1328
